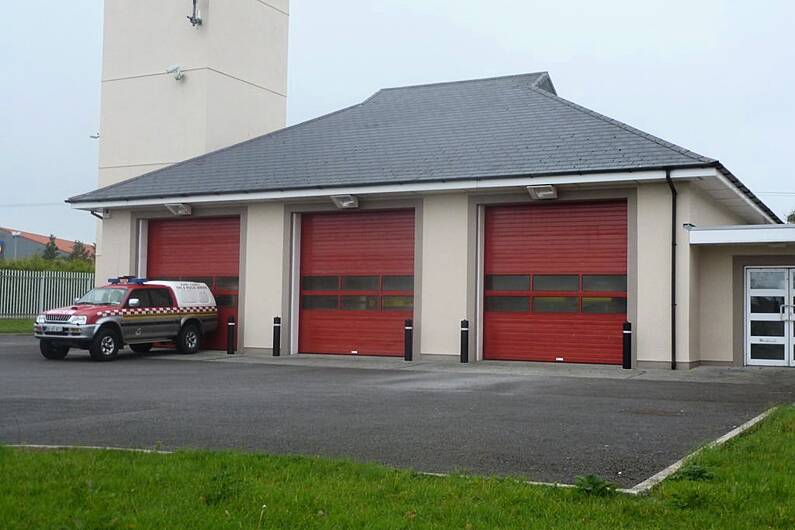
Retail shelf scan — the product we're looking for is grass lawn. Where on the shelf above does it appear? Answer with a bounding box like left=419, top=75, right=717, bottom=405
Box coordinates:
left=1, top=407, right=794, bottom=529
left=0, top=319, right=33, bottom=334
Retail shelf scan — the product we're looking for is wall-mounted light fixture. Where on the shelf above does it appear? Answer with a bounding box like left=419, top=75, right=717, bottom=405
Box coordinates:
left=187, top=0, right=203, bottom=27
left=330, top=195, right=359, bottom=209
left=526, top=185, right=558, bottom=200
left=89, top=209, right=112, bottom=221
left=165, top=203, right=193, bottom=216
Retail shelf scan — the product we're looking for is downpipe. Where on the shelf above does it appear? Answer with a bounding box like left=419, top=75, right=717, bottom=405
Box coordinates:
left=665, top=170, right=677, bottom=370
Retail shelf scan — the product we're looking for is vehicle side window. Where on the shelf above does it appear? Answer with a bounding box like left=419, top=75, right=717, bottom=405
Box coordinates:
left=127, top=290, right=151, bottom=308
left=148, top=289, right=173, bottom=308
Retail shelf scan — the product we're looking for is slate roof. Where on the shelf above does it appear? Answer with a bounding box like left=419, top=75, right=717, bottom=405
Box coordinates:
left=69, top=71, right=772, bottom=222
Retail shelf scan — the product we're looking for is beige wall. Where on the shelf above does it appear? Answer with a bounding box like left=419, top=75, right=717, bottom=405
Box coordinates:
left=697, top=246, right=734, bottom=363
left=419, top=194, right=470, bottom=356
left=99, top=71, right=209, bottom=174
left=684, top=186, right=770, bottom=364
left=94, top=210, right=135, bottom=285
left=241, top=202, right=285, bottom=349
left=635, top=181, right=757, bottom=367
left=697, top=245, right=795, bottom=364
left=98, top=0, right=288, bottom=186
left=635, top=183, right=674, bottom=363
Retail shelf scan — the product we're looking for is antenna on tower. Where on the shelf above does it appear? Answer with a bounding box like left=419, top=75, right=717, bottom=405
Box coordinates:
left=187, top=0, right=202, bottom=27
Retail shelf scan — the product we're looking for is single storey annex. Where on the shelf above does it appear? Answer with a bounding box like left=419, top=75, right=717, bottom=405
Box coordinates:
left=68, top=72, right=795, bottom=368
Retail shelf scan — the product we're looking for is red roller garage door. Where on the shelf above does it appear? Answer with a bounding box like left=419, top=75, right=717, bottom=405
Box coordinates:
left=299, top=209, right=414, bottom=356
left=483, top=200, right=627, bottom=364
left=147, top=217, right=240, bottom=350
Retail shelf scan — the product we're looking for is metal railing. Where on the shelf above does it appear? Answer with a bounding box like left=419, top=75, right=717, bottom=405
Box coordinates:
left=0, top=270, right=95, bottom=318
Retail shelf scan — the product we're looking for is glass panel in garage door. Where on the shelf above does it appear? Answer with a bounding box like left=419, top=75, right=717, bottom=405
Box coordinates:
left=746, top=268, right=788, bottom=366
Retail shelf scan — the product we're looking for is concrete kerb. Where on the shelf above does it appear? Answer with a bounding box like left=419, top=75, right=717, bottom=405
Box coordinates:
left=419, top=406, right=777, bottom=494
left=7, top=443, right=174, bottom=454
left=5, top=406, right=778, bottom=496
left=618, top=405, right=777, bottom=495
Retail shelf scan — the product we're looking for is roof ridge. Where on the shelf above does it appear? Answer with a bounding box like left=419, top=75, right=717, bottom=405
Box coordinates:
left=378, top=71, right=549, bottom=92
left=530, top=72, right=550, bottom=87
left=525, top=85, right=715, bottom=164
left=69, top=97, right=380, bottom=202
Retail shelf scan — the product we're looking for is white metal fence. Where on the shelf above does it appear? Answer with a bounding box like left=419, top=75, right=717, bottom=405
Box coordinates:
left=0, top=270, right=95, bottom=318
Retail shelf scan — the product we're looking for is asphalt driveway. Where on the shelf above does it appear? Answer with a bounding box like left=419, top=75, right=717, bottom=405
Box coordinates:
left=2, top=335, right=794, bottom=487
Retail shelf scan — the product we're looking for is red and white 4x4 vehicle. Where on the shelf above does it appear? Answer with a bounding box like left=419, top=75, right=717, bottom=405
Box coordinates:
left=34, top=277, right=218, bottom=361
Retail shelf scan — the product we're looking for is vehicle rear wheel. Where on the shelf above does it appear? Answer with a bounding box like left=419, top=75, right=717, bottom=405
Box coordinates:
left=39, top=340, right=69, bottom=360
left=176, top=323, right=201, bottom=354
left=129, top=343, right=153, bottom=354
left=89, top=327, right=121, bottom=361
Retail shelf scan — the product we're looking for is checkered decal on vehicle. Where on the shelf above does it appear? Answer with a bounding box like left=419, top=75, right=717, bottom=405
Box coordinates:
left=98, top=306, right=217, bottom=317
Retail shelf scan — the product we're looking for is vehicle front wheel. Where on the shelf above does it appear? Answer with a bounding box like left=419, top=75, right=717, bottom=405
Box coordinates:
left=89, top=327, right=121, bottom=361
left=39, top=340, right=69, bottom=360
left=176, top=323, right=202, bottom=354
left=129, top=343, right=153, bottom=354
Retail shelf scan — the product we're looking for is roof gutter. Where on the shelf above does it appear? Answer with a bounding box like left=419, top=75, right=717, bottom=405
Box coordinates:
left=665, top=169, right=677, bottom=370
left=69, top=163, right=715, bottom=205
left=69, top=164, right=718, bottom=205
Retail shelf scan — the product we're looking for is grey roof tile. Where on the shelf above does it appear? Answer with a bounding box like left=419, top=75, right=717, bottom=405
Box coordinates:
left=71, top=71, right=746, bottom=207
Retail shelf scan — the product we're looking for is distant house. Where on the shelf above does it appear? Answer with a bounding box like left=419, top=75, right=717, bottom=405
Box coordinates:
left=0, top=227, right=95, bottom=260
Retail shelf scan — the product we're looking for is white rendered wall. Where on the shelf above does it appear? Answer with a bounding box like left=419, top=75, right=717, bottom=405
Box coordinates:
left=419, top=194, right=470, bottom=356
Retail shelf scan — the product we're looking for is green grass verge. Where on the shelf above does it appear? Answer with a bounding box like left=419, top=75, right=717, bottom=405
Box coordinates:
left=0, top=319, right=33, bottom=334
left=1, top=407, right=794, bottom=529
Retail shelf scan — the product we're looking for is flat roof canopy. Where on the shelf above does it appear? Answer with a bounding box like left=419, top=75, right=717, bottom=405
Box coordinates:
left=689, top=224, right=795, bottom=245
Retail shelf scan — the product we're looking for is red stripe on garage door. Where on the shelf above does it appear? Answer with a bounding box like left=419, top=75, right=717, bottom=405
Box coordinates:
left=483, top=200, right=628, bottom=364
left=299, top=209, right=414, bottom=356
left=147, top=217, right=240, bottom=350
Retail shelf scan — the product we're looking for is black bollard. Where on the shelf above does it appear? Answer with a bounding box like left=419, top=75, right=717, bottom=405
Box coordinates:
left=622, top=321, right=632, bottom=369
left=226, top=316, right=236, bottom=355
left=273, top=316, right=281, bottom=357
left=460, top=319, right=469, bottom=363
left=404, top=319, right=413, bottom=361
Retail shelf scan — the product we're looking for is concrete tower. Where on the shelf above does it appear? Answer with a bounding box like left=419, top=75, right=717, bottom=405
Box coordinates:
left=94, top=0, right=288, bottom=282
left=98, top=0, right=289, bottom=186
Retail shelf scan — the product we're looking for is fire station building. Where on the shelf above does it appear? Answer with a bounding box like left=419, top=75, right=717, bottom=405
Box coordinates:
left=69, top=72, right=795, bottom=369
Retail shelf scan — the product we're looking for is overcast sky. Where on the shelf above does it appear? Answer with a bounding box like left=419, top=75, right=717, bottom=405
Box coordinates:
left=1, top=0, right=794, bottom=242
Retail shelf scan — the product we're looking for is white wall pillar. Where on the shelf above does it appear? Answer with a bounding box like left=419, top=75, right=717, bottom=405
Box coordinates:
left=419, top=194, right=469, bottom=356
left=241, top=202, right=285, bottom=350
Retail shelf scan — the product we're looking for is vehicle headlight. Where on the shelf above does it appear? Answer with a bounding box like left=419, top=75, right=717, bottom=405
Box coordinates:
left=68, top=315, right=87, bottom=325
left=35, top=315, right=46, bottom=324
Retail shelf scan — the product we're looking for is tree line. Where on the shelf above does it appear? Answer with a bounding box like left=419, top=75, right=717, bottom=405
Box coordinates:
left=0, top=235, right=94, bottom=272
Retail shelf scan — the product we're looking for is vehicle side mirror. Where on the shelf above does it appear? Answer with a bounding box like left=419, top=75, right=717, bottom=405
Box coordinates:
left=128, top=298, right=140, bottom=308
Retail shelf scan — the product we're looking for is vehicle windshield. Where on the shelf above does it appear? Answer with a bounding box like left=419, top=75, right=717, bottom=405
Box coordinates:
left=76, top=288, right=126, bottom=306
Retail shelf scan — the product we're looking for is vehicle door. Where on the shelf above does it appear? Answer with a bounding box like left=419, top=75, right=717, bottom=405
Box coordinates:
left=147, top=287, right=181, bottom=339
left=122, top=289, right=154, bottom=342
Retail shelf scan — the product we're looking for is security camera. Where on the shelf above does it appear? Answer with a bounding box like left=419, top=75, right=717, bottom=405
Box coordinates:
left=166, top=64, right=185, bottom=81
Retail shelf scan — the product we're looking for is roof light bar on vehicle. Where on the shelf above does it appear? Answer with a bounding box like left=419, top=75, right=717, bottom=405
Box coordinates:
left=108, top=276, right=148, bottom=285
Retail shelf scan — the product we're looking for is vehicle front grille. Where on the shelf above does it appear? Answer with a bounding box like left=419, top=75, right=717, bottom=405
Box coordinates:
left=45, top=314, right=71, bottom=322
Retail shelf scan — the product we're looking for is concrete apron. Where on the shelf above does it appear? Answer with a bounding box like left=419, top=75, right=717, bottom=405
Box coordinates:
left=146, top=349, right=795, bottom=385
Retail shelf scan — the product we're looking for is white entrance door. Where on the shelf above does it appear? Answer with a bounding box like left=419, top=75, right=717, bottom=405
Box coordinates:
left=746, top=268, right=795, bottom=366
left=791, top=268, right=795, bottom=366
